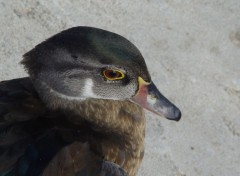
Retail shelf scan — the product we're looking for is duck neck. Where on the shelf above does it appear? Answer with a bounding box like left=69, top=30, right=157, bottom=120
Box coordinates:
left=43, top=93, right=146, bottom=176
left=35, top=79, right=146, bottom=141
left=65, top=99, right=146, bottom=176
left=65, top=99, right=146, bottom=142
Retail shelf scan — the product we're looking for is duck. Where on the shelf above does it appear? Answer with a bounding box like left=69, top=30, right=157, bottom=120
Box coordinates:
left=0, top=26, right=181, bottom=176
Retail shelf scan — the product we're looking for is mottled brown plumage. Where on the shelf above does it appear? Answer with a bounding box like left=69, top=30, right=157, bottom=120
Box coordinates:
left=0, top=77, right=144, bottom=176
left=44, top=98, right=146, bottom=176
left=0, top=26, right=181, bottom=176
left=61, top=100, right=145, bottom=176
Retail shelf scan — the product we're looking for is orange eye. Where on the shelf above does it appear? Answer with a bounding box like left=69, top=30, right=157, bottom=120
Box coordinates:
left=103, top=69, right=125, bottom=80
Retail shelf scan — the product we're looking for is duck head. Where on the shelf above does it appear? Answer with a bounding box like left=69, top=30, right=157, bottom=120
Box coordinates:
left=22, top=26, right=181, bottom=121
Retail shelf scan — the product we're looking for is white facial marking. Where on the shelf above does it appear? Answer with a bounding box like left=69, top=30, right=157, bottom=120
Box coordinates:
left=147, top=94, right=157, bottom=105
left=82, top=78, right=96, bottom=98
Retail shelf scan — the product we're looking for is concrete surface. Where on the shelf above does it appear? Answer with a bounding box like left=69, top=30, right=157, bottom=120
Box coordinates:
left=0, top=0, right=240, bottom=175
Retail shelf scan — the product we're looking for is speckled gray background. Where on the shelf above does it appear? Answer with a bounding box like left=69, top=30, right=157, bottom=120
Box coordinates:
left=0, top=1, right=240, bottom=176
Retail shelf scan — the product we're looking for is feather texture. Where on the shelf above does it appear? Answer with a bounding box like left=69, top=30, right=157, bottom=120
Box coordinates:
left=0, top=78, right=145, bottom=176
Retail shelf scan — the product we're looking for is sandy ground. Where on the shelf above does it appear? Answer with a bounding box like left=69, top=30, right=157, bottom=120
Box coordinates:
left=0, top=0, right=240, bottom=176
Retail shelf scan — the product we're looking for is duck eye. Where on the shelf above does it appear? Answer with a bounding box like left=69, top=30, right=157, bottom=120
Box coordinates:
left=103, top=69, right=125, bottom=80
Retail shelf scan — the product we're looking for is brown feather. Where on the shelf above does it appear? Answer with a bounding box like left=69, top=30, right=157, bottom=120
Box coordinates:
left=0, top=78, right=146, bottom=176
left=51, top=98, right=146, bottom=176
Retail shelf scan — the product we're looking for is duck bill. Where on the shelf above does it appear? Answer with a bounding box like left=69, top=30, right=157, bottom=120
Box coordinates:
left=131, top=77, right=181, bottom=121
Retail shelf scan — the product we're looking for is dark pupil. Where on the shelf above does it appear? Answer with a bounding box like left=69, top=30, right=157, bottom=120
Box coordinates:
left=108, top=70, right=119, bottom=78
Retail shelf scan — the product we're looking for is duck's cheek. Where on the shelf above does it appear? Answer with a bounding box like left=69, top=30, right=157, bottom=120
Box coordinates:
left=88, top=81, right=136, bottom=101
